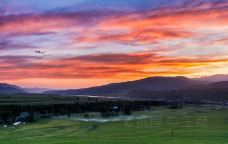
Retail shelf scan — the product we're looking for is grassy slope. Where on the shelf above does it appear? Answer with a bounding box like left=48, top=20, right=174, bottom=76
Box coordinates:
left=0, top=106, right=228, bottom=144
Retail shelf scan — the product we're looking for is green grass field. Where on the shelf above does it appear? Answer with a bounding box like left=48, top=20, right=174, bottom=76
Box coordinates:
left=0, top=105, right=228, bottom=144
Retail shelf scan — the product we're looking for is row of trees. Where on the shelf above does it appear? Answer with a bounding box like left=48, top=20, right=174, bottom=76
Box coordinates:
left=0, top=100, right=176, bottom=124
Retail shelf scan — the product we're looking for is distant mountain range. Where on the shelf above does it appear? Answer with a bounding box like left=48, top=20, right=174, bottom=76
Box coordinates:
left=23, top=88, right=53, bottom=93
left=44, top=76, right=208, bottom=96
left=43, top=76, right=228, bottom=103
left=0, top=84, right=54, bottom=94
left=195, top=74, right=228, bottom=82
left=0, top=83, right=25, bottom=94
left=1, top=75, right=228, bottom=103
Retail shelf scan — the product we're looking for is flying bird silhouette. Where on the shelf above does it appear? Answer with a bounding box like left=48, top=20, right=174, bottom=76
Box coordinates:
left=34, top=50, right=45, bottom=54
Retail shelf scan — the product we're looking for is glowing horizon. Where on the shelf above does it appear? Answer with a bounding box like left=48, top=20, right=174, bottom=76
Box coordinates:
left=0, top=0, right=228, bottom=89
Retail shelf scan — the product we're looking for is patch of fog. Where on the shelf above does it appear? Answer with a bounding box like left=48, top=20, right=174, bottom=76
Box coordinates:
left=52, top=113, right=152, bottom=122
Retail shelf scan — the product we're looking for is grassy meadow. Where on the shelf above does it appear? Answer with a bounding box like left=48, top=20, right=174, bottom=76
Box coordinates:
left=0, top=105, right=228, bottom=144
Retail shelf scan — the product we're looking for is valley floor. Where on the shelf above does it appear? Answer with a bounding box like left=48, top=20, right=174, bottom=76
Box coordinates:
left=0, top=105, right=228, bottom=144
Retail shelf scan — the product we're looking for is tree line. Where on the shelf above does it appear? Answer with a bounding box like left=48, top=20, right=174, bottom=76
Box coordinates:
left=0, top=100, right=180, bottom=124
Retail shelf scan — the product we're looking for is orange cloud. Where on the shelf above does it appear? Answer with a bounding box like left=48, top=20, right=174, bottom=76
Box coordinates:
left=0, top=1, right=227, bottom=88
left=72, top=3, right=228, bottom=45
left=1, top=52, right=228, bottom=81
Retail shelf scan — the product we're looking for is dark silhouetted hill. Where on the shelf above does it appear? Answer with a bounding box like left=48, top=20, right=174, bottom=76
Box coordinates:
left=44, top=76, right=207, bottom=96
left=0, top=83, right=25, bottom=94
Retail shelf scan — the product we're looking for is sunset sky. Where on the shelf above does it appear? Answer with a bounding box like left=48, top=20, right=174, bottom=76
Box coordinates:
left=0, top=0, right=228, bottom=89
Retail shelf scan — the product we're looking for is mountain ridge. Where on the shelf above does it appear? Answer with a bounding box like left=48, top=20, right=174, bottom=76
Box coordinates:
left=195, top=74, right=228, bottom=82
left=0, top=83, right=25, bottom=94
left=44, top=76, right=208, bottom=96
